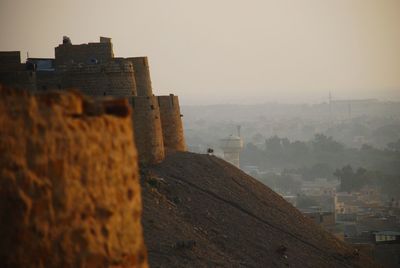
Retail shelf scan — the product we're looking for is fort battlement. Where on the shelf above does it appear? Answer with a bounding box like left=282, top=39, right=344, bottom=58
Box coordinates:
left=0, top=52, right=36, bottom=90
left=0, top=36, right=186, bottom=164
left=0, top=51, right=25, bottom=72
left=55, top=37, right=114, bottom=66
left=158, top=95, right=186, bottom=152
left=0, top=86, right=148, bottom=267
left=131, top=96, right=165, bottom=164
left=126, top=57, right=153, bottom=96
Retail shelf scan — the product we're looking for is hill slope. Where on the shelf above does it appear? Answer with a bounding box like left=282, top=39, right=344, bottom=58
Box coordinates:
left=141, top=152, right=377, bottom=267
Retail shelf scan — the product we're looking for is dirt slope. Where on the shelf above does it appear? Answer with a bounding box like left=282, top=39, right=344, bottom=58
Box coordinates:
left=141, top=152, right=377, bottom=268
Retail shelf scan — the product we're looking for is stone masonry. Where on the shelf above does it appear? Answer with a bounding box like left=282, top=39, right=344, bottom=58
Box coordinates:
left=0, top=85, right=148, bottom=267
left=0, top=36, right=186, bottom=164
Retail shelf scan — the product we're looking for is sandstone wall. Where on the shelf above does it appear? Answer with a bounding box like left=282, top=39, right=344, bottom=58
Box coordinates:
left=126, top=57, right=153, bottom=96
left=158, top=95, right=186, bottom=153
left=131, top=96, right=165, bottom=164
left=0, top=51, right=21, bottom=65
left=36, top=71, right=62, bottom=91
left=0, top=71, right=37, bottom=90
left=0, top=86, right=148, bottom=268
left=0, top=52, right=36, bottom=90
left=59, top=61, right=137, bottom=97
left=55, top=42, right=114, bottom=66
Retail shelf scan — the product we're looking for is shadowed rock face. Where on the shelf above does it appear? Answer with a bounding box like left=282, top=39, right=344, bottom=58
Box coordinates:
left=0, top=86, right=148, bottom=268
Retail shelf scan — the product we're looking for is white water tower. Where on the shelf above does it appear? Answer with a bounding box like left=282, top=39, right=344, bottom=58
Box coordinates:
left=220, top=126, right=243, bottom=167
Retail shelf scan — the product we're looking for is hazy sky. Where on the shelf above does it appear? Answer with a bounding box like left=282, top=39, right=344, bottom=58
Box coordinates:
left=1, top=0, right=399, bottom=104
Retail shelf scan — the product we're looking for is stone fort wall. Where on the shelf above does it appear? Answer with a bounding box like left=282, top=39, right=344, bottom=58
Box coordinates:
left=131, top=96, right=165, bottom=164
left=158, top=95, right=186, bottom=153
left=0, top=51, right=23, bottom=71
left=0, top=52, right=37, bottom=90
left=57, top=60, right=137, bottom=97
left=0, top=70, right=37, bottom=90
left=0, top=37, right=186, bottom=164
left=55, top=38, right=114, bottom=66
left=0, top=86, right=148, bottom=267
left=126, top=57, right=153, bottom=96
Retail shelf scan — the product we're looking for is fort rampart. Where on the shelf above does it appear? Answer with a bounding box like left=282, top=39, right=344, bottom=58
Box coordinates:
left=0, top=36, right=186, bottom=164
left=126, top=57, right=154, bottom=96
left=0, top=86, right=148, bottom=267
left=158, top=95, right=186, bottom=152
left=131, top=96, right=165, bottom=164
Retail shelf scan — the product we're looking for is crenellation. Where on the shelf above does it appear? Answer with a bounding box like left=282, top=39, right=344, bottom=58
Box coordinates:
left=55, top=37, right=114, bottom=67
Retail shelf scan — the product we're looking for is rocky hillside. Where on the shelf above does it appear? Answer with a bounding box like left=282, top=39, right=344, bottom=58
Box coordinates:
left=142, top=152, right=378, bottom=268
left=0, top=86, right=147, bottom=268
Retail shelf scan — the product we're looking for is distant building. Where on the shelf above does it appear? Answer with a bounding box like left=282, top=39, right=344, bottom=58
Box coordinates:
left=374, top=231, right=400, bottom=244
left=220, top=127, right=243, bottom=167
left=282, top=195, right=297, bottom=207
left=349, top=231, right=400, bottom=267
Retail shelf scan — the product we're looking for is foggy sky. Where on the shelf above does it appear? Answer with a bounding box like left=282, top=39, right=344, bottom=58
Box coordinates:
left=0, top=0, right=399, bottom=104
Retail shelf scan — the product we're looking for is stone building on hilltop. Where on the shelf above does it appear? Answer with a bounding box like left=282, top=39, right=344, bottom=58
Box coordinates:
left=0, top=36, right=186, bottom=164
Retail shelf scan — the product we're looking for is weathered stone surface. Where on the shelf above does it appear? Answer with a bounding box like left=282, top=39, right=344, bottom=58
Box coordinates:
left=131, top=96, right=165, bottom=164
left=0, top=85, right=148, bottom=268
left=0, top=38, right=188, bottom=166
left=125, top=57, right=153, bottom=97
left=157, top=95, right=186, bottom=153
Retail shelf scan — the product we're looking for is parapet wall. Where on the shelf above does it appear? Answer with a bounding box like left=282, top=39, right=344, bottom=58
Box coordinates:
left=126, top=57, right=153, bottom=96
left=0, top=86, right=148, bottom=267
left=131, top=96, right=165, bottom=164
left=0, top=37, right=187, bottom=167
left=55, top=41, right=114, bottom=66
left=158, top=95, right=187, bottom=153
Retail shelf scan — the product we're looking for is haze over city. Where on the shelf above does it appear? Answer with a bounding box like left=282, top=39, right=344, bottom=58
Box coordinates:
left=1, top=0, right=399, bottom=104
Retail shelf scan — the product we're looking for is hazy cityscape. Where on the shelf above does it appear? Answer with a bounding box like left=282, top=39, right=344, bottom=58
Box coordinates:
left=183, top=98, right=400, bottom=266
